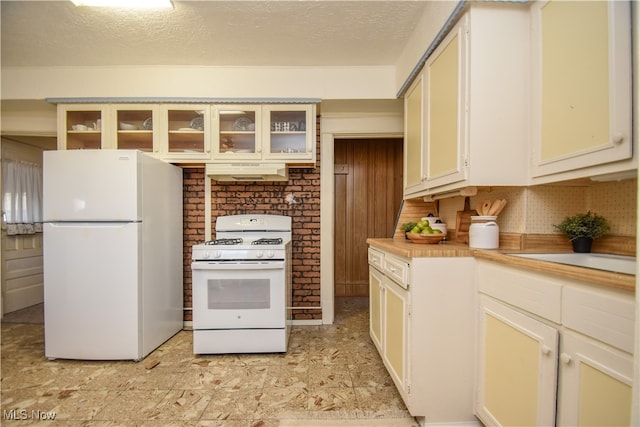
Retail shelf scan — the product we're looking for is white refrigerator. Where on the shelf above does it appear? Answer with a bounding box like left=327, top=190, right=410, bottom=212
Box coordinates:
left=43, top=150, right=183, bottom=360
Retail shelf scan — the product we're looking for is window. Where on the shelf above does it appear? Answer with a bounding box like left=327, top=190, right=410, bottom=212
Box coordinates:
left=2, top=160, right=43, bottom=235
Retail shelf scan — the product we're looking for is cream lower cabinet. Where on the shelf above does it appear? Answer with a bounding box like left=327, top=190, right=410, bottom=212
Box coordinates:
left=368, top=258, right=384, bottom=353
left=477, top=295, right=558, bottom=426
left=382, top=274, right=408, bottom=392
left=367, top=246, right=476, bottom=424
left=476, top=260, right=635, bottom=427
left=558, top=331, right=633, bottom=427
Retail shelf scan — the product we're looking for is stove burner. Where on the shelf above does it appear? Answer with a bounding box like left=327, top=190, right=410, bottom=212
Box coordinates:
left=205, top=238, right=243, bottom=246
left=252, top=238, right=283, bottom=245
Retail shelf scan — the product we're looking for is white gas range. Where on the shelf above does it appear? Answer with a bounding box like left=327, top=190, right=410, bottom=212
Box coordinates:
left=191, top=214, right=292, bottom=354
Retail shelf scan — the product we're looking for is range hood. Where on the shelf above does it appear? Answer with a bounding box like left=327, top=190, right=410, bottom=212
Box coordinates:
left=205, top=163, right=289, bottom=181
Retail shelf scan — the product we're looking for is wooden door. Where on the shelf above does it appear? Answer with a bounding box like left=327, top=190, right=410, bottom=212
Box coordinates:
left=334, top=138, right=403, bottom=297
left=1, top=139, right=45, bottom=315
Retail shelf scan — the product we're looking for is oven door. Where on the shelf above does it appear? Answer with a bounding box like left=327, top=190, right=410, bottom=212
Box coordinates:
left=191, top=261, right=286, bottom=329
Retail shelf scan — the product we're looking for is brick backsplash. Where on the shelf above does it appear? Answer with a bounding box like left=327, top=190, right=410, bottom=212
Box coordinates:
left=181, top=118, right=322, bottom=322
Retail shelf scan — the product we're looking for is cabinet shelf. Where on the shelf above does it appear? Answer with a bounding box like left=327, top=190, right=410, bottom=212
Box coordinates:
left=270, top=131, right=306, bottom=135
left=220, top=131, right=255, bottom=135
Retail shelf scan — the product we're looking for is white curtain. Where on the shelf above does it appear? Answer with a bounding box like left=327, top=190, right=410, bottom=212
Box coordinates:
left=2, top=159, right=43, bottom=235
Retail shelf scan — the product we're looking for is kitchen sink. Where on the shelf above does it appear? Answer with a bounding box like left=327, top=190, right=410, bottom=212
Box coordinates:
left=509, top=253, right=636, bottom=275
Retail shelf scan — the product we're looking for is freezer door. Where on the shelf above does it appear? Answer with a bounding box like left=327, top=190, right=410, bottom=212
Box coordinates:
left=43, top=150, right=142, bottom=222
left=44, top=222, right=142, bottom=360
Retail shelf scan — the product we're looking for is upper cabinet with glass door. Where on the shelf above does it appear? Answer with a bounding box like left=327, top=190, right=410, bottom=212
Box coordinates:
left=212, top=105, right=262, bottom=160
left=161, top=105, right=211, bottom=162
left=57, top=104, right=108, bottom=150
left=263, top=104, right=315, bottom=163
left=211, top=104, right=316, bottom=165
left=113, top=105, right=159, bottom=157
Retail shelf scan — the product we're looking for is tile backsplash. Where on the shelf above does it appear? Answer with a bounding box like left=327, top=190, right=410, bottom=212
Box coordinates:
left=438, top=178, right=637, bottom=237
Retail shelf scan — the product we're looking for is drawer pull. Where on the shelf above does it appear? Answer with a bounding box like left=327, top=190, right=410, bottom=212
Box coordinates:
left=541, top=345, right=552, bottom=356
left=560, top=353, right=572, bottom=365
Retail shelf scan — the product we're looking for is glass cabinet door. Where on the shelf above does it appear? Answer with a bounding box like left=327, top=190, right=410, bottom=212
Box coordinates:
left=59, top=105, right=107, bottom=150
left=162, top=105, right=210, bottom=160
left=114, top=105, right=157, bottom=156
left=212, top=105, right=261, bottom=160
left=263, top=104, right=314, bottom=161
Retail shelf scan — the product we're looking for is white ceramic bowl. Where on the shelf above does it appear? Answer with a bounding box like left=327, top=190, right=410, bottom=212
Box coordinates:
left=119, top=122, right=137, bottom=130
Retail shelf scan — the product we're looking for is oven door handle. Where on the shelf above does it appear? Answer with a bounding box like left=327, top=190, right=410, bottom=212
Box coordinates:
left=191, top=261, right=285, bottom=270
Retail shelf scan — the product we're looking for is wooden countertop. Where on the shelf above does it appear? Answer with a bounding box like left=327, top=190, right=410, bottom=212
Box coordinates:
left=367, top=237, right=635, bottom=293
left=366, top=238, right=473, bottom=258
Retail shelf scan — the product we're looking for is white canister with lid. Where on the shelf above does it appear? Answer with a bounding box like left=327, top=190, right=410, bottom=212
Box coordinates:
left=469, top=216, right=499, bottom=249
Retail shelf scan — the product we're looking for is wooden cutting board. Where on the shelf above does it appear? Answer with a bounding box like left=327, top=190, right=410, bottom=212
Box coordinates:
left=455, top=197, right=475, bottom=244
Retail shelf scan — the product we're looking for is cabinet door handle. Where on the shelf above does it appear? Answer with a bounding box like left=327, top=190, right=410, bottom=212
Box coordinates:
left=541, top=345, right=552, bottom=356
left=613, top=134, right=624, bottom=144
left=560, top=353, right=572, bottom=365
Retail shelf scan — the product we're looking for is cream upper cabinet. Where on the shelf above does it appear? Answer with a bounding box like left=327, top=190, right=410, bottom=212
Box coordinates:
left=57, top=104, right=108, bottom=150
left=212, top=105, right=262, bottom=161
left=403, top=73, right=426, bottom=195
left=112, top=105, right=160, bottom=157
left=211, top=103, right=316, bottom=165
left=530, top=0, right=633, bottom=182
left=404, top=4, right=529, bottom=198
left=262, top=104, right=315, bottom=162
left=160, top=105, right=211, bottom=162
left=423, top=17, right=467, bottom=191
left=55, top=102, right=315, bottom=167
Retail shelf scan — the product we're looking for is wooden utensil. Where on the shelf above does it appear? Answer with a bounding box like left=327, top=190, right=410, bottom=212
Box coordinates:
left=488, top=199, right=502, bottom=216
left=494, top=199, right=507, bottom=216
left=481, top=200, right=492, bottom=216
left=456, top=197, right=476, bottom=244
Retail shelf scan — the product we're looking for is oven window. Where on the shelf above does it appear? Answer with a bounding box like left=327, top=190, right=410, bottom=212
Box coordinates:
left=207, top=279, right=271, bottom=309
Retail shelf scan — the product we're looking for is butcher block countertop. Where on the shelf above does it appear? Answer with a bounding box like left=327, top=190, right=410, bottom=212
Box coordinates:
left=367, top=238, right=635, bottom=293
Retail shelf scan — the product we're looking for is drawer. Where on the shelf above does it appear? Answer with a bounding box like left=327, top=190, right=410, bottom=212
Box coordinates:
left=562, top=286, right=635, bottom=353
left=383, top=254, right=409, bottom=289
left=368, top=248, right=384, bottom=270
left=477, top=260, right=562, bottom=323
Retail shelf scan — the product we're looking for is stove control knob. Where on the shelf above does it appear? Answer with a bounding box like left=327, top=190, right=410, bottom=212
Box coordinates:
left=213, top=251, right=222, bottom=259
left=202, top=251, right=210, bottom=259
left=267, top=250, right=275, bottom=258
left=256, top=251, right=264, bottom=258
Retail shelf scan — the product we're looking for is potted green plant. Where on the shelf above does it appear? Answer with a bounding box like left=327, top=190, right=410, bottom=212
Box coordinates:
left=553, top=211, right=610, bottom=253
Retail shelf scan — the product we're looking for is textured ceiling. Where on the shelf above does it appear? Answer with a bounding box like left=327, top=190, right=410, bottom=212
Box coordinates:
left=1, top=1, right=430, bottom=67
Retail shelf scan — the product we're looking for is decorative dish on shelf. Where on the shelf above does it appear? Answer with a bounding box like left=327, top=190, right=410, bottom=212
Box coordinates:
left=232, top=117, right=254, bottom=131
left=406, top=233, right=445, bottom=244
left=119, top=122, right=138, bottom=130
left=142, top=117, right=153, bottom=130
left=190, top=115, right=204, bottom=131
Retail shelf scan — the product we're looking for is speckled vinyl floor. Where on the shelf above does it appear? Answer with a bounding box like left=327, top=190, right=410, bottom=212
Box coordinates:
left=1, top=298, right=419, bottom=426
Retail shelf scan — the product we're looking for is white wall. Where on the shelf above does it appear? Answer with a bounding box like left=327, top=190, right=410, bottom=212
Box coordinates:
left=1, top=65, right=398, bottom=101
